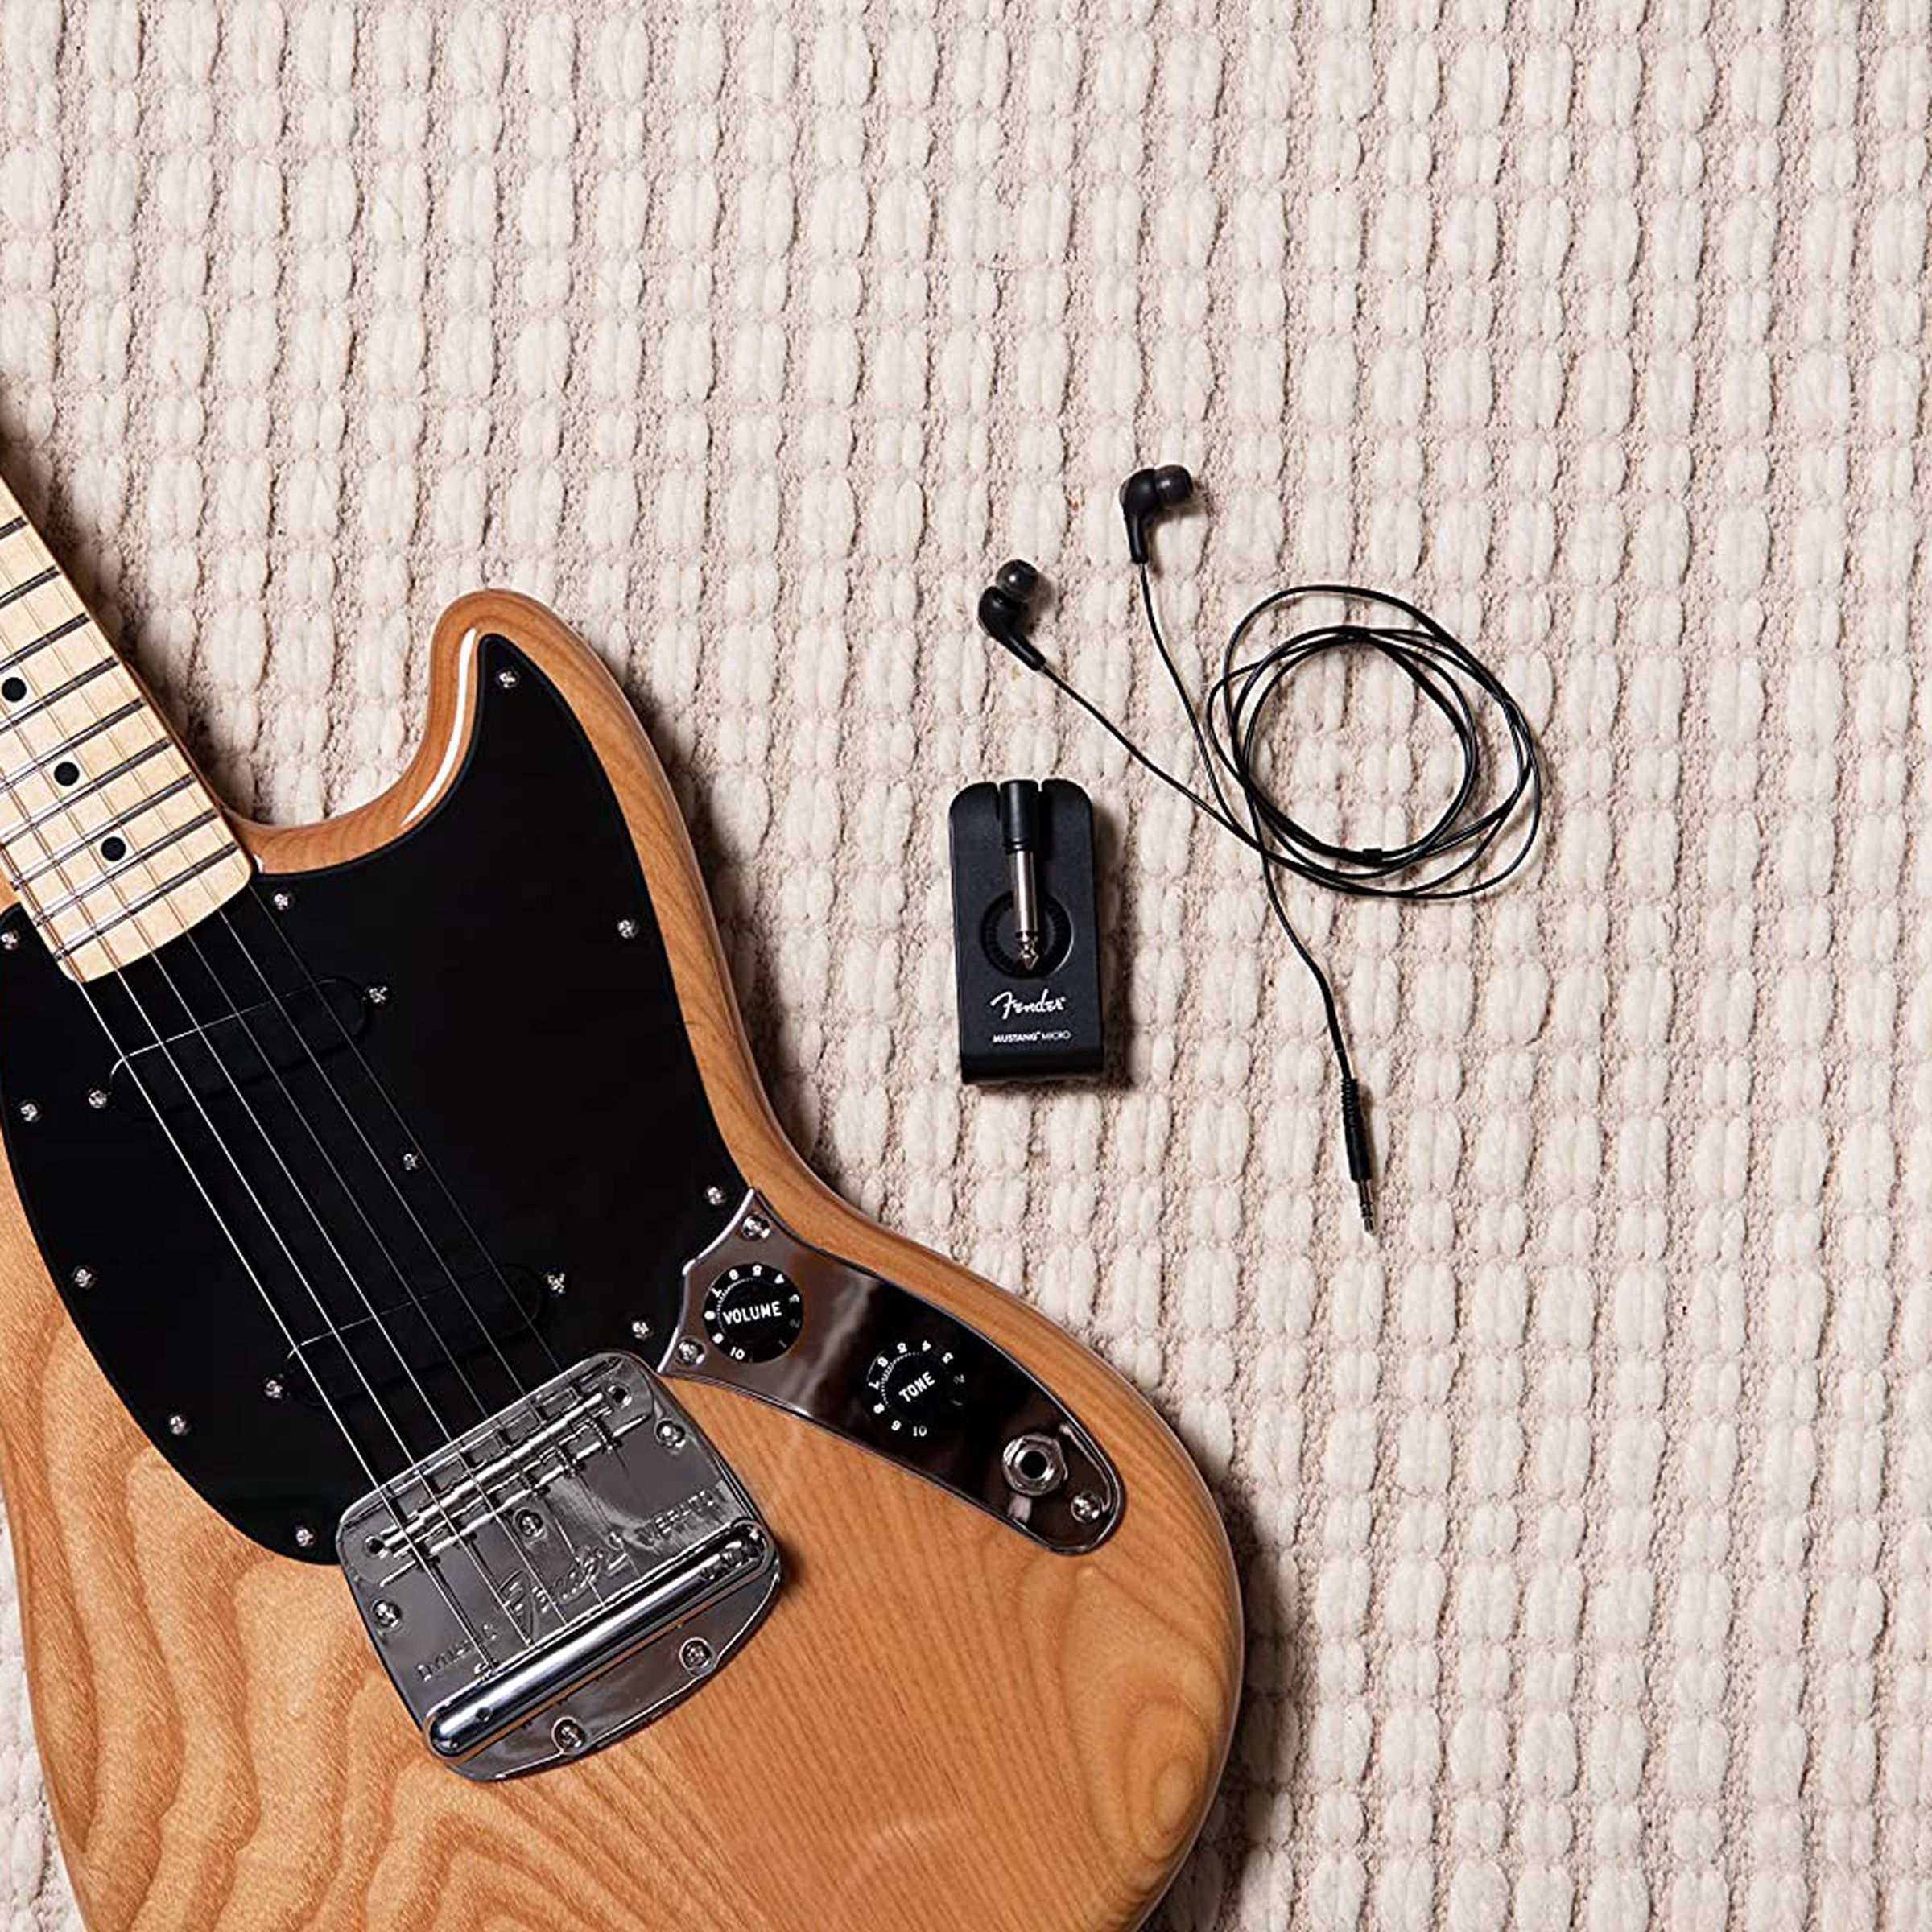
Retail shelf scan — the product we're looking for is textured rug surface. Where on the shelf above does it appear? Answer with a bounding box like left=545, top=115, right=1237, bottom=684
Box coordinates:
left=2, top=1, right=1930, bottom=1926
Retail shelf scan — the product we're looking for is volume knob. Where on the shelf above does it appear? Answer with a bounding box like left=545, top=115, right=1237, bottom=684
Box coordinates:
left=701, top=1265, right=803, bottom=1363
left=865, top=1339, right=968, bottom=1440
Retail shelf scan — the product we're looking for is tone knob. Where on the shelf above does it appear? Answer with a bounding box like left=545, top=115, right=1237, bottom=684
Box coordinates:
left=701, top=1264, right=803, bottom=1363
left=865, top=1339, right=968, bottom=1439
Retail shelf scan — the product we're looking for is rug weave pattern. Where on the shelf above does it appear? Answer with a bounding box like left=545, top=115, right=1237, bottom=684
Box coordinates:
left=1, top=2, right=1929, bottom=1926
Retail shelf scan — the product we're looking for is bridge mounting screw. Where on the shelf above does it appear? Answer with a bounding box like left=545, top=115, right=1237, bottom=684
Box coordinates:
left=372, top=1600, right=401, bottom=1629
left=630, top=1318, right=652, bottom=1341
left=367, top=985, right=390, bottom=1005
left=17, top=1100, right=39, bottom=1123
left=655, top=1419, right=686, bottom=1449
left=294, top=1525, right=316, bottom=1549
left=545, top=1270, right=568, bottom=1296
left=400, top=1150, right=422, bottom=1172
left=740, top=1214, right=770, bottom=1240
left=270, top=891, right=292, bottom=913
left=69, top=1265, right=93, bottom=1290
left=263, top=1377, right=284, bottom=1400
left=496, top=667, right=520, bottom=691
left=675, top=1338, right=704, bottom=1367
left=704, top=1185, right=727, bottom=1208
left=85, top=1088, right=109, bottom=1111
left=551, top=1716, right=588, bottom=1753
left=167, top=1414, right=188, bottom=1437
left=1071, top=1489, right=1108, bottom=1525
left=514, top=1508, right=545, bottom=1540
left=679, top=1638, right=712, bottom=1674
left=616, top=917, right=639, bottom=940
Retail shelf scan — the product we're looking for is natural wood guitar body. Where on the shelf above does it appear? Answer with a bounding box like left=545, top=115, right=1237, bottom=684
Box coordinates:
left=0, top=592, right=1241, bottom=1931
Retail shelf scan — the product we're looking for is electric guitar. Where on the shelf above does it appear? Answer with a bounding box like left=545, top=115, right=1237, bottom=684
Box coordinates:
left=0, top=469, right=1240, bottom=1931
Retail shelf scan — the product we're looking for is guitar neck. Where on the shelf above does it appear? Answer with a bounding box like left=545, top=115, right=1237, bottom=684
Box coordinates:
left=0, top=475, right=250, bottom=982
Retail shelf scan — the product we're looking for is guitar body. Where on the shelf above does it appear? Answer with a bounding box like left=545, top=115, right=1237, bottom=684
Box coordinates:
left=0, top=591, right=1241, bottom=1931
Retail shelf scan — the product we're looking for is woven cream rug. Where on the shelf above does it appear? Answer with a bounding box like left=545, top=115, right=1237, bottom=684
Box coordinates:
left=2, top=1, right=1929, bottom=1926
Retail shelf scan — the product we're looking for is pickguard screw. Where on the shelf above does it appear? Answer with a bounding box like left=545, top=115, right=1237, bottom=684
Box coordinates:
left=400, top=1150, right=421, bottom=1172
left=630, top=1318, right=652, bottom=1341
left=655, top=1419, right=685, bottom=1448
left=704, top=1185, right=727, bottom=1207
left=294, top=1525, right=316, bottom=1549
left=552, top=1715, right=588, bottom=1753
left=545, top=1270, right=568, bottom=1296
left=1071, top=1489, right=1108, bottom=1525
left=616, top=917, right=639, bottom=940
left=675, top=1338, right=704, bottom=1367
left=0, top=931, right=17, bottom=951
left=514, top=1508, right=545, bottom=1540
left=367, top=985, right=390, bottom=1005
left=69, top=1265, right=93, bottom=1290
left=263, top=1376, right=284, bottom=1400
left=372, top=1600, right=401, bottom=1629
left=497, top=667, right=520, bottom=691
left=167, top=1414, right=188, bottom=1436
left=679, top=1638, right=712, bottom=1674
left=85, top=1088, right=108, bottom=1111
left=270, top=891, right=292, bottom=913
left=17, top=1101, right=39, bottom=1123
left=740, top=1214, right=769, bottom=1240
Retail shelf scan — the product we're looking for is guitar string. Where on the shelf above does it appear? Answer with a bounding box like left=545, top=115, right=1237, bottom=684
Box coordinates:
left=148, top=910, right=609, bottom=1624
left=0, top=555, right=526, bottom=1660
left=0, top=697, right=532, bottom=1661
left=200, top=645, right=704, bottom=1506
left=3, top=549, right=669, bottom=1642
left=5, top=580, right=634, bottom=1618
left=195, top=647, right=728, bottom=1558
left=211, top=890, right=649, bottom=1581
left=186, top=641, right=726, bottom=1561
left=168, top=899, right=624, bottom=1612
left=0, top=596, right=597, bottom=1645
left=0, top=750, right=504, bottom=1667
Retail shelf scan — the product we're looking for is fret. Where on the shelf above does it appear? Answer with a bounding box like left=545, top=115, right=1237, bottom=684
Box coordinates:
left=3, top=656, right=120, bottom=730
left=52, top=844, right=241, bottom=960
left=0, top=704, right=152, bottom=793
left=15, top=774, right=198, bottom=888
left=31, top=809, right=221, bottom=923
left=0, top=565, right=60, bottom=613
left=0, top=610, right=90, bottom=677
left=0, top=473, right=250, bottom=981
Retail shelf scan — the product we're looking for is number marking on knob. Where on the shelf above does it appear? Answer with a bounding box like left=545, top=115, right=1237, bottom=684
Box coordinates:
left=700, top=1263, right=804, bottom=1364
left=865, top=1338, right=968, bottom=1440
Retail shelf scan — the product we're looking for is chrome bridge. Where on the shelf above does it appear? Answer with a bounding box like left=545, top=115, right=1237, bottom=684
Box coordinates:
left=336, top=1351, right=779, bottom=1780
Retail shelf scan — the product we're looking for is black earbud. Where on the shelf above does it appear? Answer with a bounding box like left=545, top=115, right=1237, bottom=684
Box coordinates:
left=976, top=558, right=1046, bottom=671
left=1118, top=464, right=1195, bottom=564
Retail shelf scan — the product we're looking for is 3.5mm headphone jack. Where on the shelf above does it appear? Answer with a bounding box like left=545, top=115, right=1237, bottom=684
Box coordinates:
left=1340, top=1075, right=1375, bottom=1235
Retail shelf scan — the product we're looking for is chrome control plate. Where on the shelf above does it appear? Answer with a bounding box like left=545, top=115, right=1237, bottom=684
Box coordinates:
left=337, top=1352, right=778, bottom=1780
left=668, top=1194, right=1121, bottom=1553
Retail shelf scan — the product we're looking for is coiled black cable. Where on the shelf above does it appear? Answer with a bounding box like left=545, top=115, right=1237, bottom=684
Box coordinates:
left=1036, top=572, right=1543, bottom=1232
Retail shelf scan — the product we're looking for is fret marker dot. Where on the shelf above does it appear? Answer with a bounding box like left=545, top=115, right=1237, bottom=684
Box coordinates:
left=100, top=836, right=127, bottom=863
left=1, top=678, right=25, bottom=703
left=52, top=761, right=79, bottom=787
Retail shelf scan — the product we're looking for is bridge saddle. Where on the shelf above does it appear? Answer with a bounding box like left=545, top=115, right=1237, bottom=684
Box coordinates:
left=336, top=1351, right=778, bottom=1780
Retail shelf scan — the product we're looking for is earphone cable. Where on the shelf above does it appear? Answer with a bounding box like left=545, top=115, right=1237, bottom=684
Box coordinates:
left=1039, top=569, right=1543, bottom=1232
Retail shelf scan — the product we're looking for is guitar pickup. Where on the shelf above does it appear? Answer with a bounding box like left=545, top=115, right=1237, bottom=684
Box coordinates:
left=107, top=976, right=369, bottom=1112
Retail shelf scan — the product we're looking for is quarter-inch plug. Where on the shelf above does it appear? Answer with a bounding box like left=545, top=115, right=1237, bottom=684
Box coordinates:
left=1340, top=1074, right=1376, bottom=1236
left=998, top=779, right=1044, bottom=972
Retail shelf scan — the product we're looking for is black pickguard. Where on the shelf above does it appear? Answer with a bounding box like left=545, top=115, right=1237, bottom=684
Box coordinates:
left=0, top=637, right=744, bottom=1557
